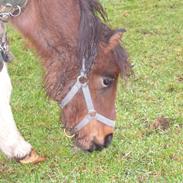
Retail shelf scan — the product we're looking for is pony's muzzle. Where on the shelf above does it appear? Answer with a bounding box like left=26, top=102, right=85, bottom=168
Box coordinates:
left=87, top=133, right=113, bottom=152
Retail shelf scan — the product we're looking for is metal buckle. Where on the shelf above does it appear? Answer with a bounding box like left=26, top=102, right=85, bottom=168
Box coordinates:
left=10, top=5, right=22, bottom=17
left=77, top=74, right=88, bottom=86
left=88, top=110, right=96, bottom=118
left=0, top=3, right=22, bottom=21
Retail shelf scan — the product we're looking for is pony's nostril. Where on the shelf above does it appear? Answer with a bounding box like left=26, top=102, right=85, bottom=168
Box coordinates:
left=104, top=133, right=113, bottom=147
left=87, top=144, right=96, bottom=152
left=87, top=142, right=104, bottom=152
left=94, top=143, right=104, bottom=151
left=87, top=143, right=95, bottom=152
left=86, top=134, right=113, bottom=152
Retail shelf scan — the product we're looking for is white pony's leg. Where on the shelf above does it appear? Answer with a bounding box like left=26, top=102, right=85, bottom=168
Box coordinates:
left=0, top=64, right=32, bottom=159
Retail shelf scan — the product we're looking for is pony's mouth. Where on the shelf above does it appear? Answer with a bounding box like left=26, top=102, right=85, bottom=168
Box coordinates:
left=75, top=133, right=113, bottom=152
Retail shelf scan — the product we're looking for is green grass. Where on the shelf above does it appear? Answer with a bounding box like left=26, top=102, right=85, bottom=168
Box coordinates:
left=0, top=0, right=183, bottom=182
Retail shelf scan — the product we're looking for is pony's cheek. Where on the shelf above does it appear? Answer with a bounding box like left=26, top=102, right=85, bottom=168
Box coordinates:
left=61, top=95, right=87, bottom=126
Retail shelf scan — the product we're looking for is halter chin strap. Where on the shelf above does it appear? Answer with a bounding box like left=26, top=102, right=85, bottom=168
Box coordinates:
left=60, top=59, right=115, bottom=133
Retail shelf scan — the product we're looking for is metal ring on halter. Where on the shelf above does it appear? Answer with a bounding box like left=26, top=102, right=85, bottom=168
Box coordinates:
left=88, top=109, right=96, bottom=117
left=64, top=129, right=75, bottom=138
left=77, top=74, right=88, bottom=86
left=10, top=5, right=22, bottom=17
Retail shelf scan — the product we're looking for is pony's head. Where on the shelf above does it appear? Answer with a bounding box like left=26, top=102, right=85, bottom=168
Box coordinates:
left=60, top=1, right=131, bottom=151
left=61, top=31, right=130, bottom=151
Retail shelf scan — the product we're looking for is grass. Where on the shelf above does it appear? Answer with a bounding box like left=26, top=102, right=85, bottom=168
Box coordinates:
left=0, top=0, right=183, bottom=182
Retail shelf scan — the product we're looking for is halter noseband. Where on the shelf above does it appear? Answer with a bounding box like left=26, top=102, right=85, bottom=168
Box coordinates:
left=60, top=59, right=115, bottom=134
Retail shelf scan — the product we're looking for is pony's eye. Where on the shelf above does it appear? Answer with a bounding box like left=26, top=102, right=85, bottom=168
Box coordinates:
left=102, top=77, right=114, bottom=88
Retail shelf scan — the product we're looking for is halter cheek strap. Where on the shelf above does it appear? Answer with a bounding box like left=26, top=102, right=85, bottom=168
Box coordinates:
left=60, top=60, right=115, bottom=133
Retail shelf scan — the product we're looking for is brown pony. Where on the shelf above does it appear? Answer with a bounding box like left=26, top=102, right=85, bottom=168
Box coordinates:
left=11, top=0, right=131, bottom=152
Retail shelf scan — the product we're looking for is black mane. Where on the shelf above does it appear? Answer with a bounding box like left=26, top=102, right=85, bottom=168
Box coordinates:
left=78, top=0, right=132, bottom=77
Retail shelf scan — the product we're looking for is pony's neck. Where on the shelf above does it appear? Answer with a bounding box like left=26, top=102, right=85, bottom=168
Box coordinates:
left=12, top=0, right=80, bottom=58
left=12, top=0, right=81, bottom=100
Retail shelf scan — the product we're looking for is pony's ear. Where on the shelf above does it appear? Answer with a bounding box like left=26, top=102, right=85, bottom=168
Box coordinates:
left=104, top=29, right=126, bottom=53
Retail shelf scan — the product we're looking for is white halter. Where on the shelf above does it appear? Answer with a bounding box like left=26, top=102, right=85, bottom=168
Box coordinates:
left=60, top=59, right=115, bottom=133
